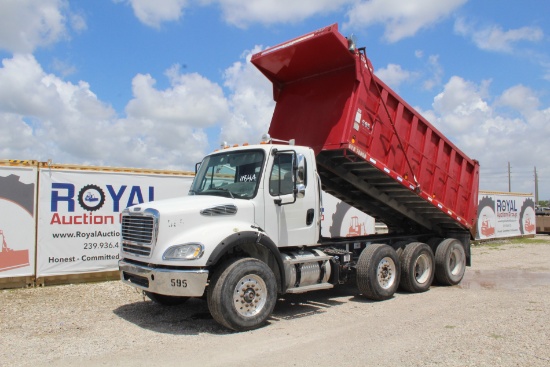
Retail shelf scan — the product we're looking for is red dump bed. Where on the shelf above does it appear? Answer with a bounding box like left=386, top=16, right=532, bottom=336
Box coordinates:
left=252, top=24, right=480, bottom=238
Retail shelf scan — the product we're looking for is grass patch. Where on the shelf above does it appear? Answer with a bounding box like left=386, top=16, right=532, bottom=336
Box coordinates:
left=474, top=236, right=549, bottom=248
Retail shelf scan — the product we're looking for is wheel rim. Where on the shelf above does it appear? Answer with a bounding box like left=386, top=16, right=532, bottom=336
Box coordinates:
left=377, top=257, right=397, bottom=289
left=233, top=274, right=267, bottom=317
left=414, top=253, right=432, bottom=284
left=449, top=247, right=465, bottom=276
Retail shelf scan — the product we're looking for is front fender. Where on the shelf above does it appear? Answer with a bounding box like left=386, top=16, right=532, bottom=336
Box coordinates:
left=150, top=220, right=256, bottom=266
left=206, top=231, right=287, bottom=293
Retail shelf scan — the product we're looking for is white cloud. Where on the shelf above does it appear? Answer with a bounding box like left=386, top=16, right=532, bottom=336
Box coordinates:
left=126, top=65, right=229, bottom=127
left=497, top=85, right=540, bottom=117
left=432, top=76, right=490, bottom=134
left=375, top=64, right=418, bottom=90
left=51, top=58, right=77, bottom=78
left=422, top=55, right=443, bottom=90
left=425, top=76, right=550, bottom=195
left=122, top=0, right=188, bottom=28
left=454, top=18, right=543, bottom=53
left=120, top=65, right=232, bottom=168
left=0, top=0, right=83, bottom=53
left=0, top=114, right=36, bottom=158
left=0, top=54, right=115, bottom=163
left=0, top=47, right=268, bottom=170
left=0, top=54, right=219, bottom=169
left=220, top=46, right=275, bottom=144
left=120, top=0, right=353, bottom=28
left=373, top=54, right=444, bottom=94
left=206, top=0, right=352, bottom=28
left=345, top=0, right=467, bottom=42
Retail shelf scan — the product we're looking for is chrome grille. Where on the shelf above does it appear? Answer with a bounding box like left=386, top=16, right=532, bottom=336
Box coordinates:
left=121, top=211, right=157, bottom=257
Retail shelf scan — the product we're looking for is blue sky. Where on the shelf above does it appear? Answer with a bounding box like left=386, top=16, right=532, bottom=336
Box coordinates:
left=1, top=0, right=550, bottom=200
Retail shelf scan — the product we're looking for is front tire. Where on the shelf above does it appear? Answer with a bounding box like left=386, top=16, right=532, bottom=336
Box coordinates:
left=399, top=242, right=434, bottom=293
left=434, top=238, right=466, bottom=285
left=356, top=244, right=400, bottom=301
left=207, top=258, right=277, bottom=331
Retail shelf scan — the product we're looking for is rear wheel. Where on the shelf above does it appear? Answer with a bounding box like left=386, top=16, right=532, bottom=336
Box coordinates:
left=426, top=237, right=443, bottom=253
left=207, top=258, right=277, bottom=331
left=356, top=244, right=400, bottom=301
left=392, top=240, right=412, bottom=259
left=434, top=238, right=466, bottom=285
left=399, top=242, right=434, bottom=293
left=144, top=292, right=189, bottom=306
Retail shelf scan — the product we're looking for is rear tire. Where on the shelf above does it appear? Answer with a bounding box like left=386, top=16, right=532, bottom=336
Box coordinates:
left=207, top=258, right=277, bottom=331
left=144, top=292, right=189, bottom=306
left=399, top=242, right=434, bottom=293
left=392, top=240, right=411, bottom=259
left=356, top=244, right=400, bottom=301
left=434, top=238, right=466, bottom=285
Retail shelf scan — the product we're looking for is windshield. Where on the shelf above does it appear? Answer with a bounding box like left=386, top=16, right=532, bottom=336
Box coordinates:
left=190, top=150, right=265, bottom=199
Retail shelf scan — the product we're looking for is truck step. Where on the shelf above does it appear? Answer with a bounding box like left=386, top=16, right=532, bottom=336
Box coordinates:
left=286, top=283, right=334, bottom=294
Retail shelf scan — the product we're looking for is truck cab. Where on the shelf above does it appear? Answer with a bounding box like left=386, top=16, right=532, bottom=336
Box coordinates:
left=120, top=140, right=336, bottom=330
left=187, top=142, right=320, bottom=248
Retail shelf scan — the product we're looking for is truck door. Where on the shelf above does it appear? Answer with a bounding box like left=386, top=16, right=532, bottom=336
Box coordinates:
left=263, top=150, right=318, bottom=247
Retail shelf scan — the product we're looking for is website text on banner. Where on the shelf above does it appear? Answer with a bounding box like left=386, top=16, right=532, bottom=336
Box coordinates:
left=37, top=169, right=193, bottom=277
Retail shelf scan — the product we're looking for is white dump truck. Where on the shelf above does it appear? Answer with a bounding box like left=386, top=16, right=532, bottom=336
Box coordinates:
left=119, top=24, right=479, bottom=331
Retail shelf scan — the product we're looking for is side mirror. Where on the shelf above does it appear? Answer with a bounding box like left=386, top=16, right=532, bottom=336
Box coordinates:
left=296, top=154, right=305, bottom=185
left=296, top=183, right=306, bottom=198
left=295, top=153, right=306, bottom=199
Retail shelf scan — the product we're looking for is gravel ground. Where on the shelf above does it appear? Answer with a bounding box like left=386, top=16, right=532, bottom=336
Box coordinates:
left=1, top=236, right=550, bottom=367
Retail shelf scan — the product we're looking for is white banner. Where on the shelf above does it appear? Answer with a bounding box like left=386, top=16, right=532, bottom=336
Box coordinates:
left=321, top=192, right=375, bottom=237
left=37, top=169, right=194, bottom=276
left=0, top=165, right=37, bottom=277
left=476, top=192, right=536, bottom=240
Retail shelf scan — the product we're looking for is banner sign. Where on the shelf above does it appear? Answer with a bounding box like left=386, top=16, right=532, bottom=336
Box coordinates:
left=476, top=192, right=536, bottom=240
left=321, top=192, right=375, bottom=237
left=37, top=169, right=194, bottom=276
left=0, top=165, right=37, bottom=277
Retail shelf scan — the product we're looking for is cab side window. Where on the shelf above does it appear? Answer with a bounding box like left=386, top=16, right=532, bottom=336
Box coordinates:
left=269, top=153, right=294, bottom=196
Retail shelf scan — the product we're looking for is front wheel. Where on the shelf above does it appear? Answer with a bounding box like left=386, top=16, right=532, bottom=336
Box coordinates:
left=207, top=258, right=277, bottom=331
left=434, top=238, right=466, bottom=285
left=356, top=244, right=400, bottom=301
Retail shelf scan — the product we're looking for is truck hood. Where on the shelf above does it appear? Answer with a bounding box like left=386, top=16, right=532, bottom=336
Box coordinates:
left=124, top=195, right=258, bottom=265
left=129, top=195, right=253, bottom=216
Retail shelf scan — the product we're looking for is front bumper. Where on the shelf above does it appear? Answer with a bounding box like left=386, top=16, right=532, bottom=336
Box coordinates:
left=119, top=259, right=209, bottom=297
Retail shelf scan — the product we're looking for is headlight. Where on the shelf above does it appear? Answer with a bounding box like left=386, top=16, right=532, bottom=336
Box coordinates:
left=163, top=244, right=204, bottom=260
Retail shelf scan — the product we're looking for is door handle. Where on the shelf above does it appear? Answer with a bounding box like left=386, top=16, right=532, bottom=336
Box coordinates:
left=306, top=209, right=314, bottom=225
